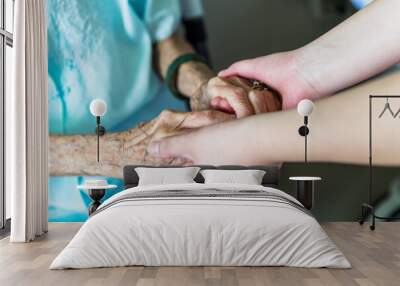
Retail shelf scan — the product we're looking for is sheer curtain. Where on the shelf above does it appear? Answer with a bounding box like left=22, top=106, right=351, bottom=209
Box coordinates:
left=7, top=0, right=48, bottom=242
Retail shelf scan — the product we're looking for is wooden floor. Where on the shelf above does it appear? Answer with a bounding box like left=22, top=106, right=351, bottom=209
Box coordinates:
left=0, top=222, right=399, bottom=286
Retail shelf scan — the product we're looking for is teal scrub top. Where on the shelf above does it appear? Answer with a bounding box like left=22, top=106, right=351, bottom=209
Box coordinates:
left=48, top=0, right=188, bottom=134
left=47, top=0, right=189, bottom=222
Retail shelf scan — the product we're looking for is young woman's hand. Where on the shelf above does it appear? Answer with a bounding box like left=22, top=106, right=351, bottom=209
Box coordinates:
left=146, top=111, right=290, bottom=166
left=146, top=117, right=265, bottom=165
left=191, top=76, right=282, bottom=118
left=137, top=109, right=234, bottom=164
left=218, top=51, right=319, bottom=109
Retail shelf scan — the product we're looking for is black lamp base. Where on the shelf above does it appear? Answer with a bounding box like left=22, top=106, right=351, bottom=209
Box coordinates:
left=88, top=189, right=106, bottom=215
left=95, top=125, right=106, bottom=136
left=298, top=126, right=309, bottom=136
left=296, top=180, right=314, bottom=210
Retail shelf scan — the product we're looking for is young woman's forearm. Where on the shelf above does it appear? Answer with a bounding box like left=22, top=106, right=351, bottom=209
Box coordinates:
left=150, top=67, right=400, bottom=166
left=309, top=67, right=400, bottom=165
left=296, top=0, right=400, bottom=96
left=156, top=34, right=214, bottom=99
left=248, top=68, right=400, bottom=165
left=230, top=68, right=400, bottom=165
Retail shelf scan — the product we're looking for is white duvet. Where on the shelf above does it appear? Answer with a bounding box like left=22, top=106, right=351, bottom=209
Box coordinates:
left=50, top=183, right=350, bottom=269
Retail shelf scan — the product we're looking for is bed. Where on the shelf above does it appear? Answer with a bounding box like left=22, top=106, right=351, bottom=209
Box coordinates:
left=50, top=165, right=350, bottom=269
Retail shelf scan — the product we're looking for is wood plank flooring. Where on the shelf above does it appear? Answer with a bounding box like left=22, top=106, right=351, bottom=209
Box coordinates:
left=0, top=222, right=399, bottom=286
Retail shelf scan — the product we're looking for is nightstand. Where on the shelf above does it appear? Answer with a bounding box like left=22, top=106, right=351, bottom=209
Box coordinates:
left=289, top=177, right=321, bottom=210
left=78, top=181, right=117, bottom=215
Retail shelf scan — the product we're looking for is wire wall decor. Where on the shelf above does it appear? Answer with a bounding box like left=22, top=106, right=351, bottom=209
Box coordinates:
left=359, top=95, right=400, bottom=230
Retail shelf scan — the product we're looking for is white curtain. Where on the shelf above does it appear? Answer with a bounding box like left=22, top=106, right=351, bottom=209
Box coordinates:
left=7, top=0, right=48, bottom=242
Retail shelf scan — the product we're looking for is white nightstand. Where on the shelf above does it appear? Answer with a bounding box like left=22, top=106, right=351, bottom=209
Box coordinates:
left=289, top=177, right=321, bottom=210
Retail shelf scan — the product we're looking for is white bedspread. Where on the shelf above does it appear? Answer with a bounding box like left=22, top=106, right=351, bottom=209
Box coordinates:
left=50, top=183, right=350, bottom=269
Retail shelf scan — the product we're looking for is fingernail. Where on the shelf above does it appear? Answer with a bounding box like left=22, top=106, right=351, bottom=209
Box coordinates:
left=147, top=141, right=160, bottom=156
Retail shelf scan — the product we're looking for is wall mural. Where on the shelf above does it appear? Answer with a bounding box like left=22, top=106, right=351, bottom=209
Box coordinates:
left=48, top=0, right=285, bottom=221
left=48, top=0, right=398, bottom=223
left=48, top=0, right=188, bottom=221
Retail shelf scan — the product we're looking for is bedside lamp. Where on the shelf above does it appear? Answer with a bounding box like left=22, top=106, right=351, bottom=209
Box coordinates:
left=290, top=99, right=320, bottom=210
left=297, top=99, right=314, bottom=163
left=89, top=99, right=107, bottom=162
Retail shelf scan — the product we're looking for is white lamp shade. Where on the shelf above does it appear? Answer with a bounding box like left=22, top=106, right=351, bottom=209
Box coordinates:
left=90, top=99, right=107, bottom=117
left=297, top=99, right=314, bottom=116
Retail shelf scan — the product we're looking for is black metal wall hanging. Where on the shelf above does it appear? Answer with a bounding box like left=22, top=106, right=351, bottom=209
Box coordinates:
left=359, top=95, right=400, bottom=230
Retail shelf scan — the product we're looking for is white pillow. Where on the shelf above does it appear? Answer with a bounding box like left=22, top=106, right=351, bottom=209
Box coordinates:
left=200, top=169, right=266, bottom=185
left=135, top=167, right=201, bottom=186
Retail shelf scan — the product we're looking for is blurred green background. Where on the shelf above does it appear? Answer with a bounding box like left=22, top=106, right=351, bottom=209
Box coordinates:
left=280, top=163, right=400, bottom=221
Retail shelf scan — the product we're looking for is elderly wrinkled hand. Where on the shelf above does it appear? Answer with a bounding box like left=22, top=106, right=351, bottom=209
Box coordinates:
left=191, top=76, right=282, bottom=118
left=136, top=109, right=234, bottom=164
